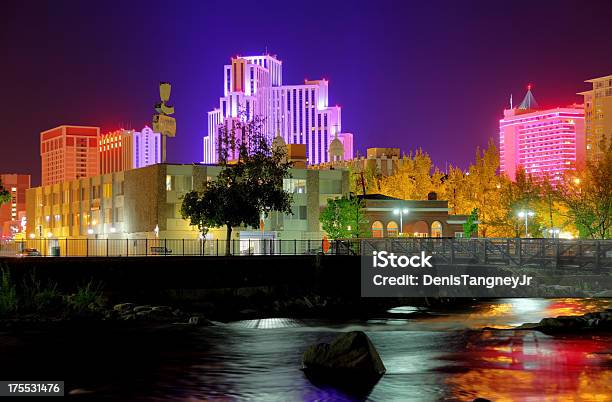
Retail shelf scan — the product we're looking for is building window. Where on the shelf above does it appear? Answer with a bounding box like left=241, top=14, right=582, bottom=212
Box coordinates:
left=104, top=208, right=112, bottom=224
left=371, top=221, right=383, bottom=238
left=283, top=178, right=306, bottom=193
left=387, top=221, right=399, bottom=237
left=166, top=175, right=172, bottom=191
left=431, top=221, right=443, bottom=238
left=299, top=205, right=307, bottom=220
left=103, top=183, right=112, bottom=198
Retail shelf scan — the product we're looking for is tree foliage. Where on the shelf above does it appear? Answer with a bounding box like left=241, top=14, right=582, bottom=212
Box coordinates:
left=462, top=208, right=479, bottom=238
left=378, top=149, right=444, bottom=200
left=0, top=180, right=10, bottom=206
left=365, top=137, right=610, bottom=239
left=319, top=195, right=368, bottom=239
left=180, top=116, right=293, bottom=254
left=557, top=140, right=612, bottom=239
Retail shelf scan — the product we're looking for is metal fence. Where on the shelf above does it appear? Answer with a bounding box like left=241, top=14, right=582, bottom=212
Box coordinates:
left=0, top=238, right=351, bottom=257
left=1, top=237, right=611, bottom=269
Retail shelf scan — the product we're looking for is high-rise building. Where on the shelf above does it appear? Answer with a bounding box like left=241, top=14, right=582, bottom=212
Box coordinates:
left=0, top=173, right=30, bottom=238
left=41, top=125, right=100, bottom=186
left=100, top=126, right=161, bottom=174
left=578, top=74, right=612, bottom=160
left=499, top=88, right=585, bottom=182
left=203, top=54, right=354, bottom=165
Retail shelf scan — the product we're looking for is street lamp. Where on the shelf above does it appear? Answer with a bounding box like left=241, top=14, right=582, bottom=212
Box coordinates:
left=517, top=210, right=535, bottom=238
left=393, top=208, right=409, bottom=235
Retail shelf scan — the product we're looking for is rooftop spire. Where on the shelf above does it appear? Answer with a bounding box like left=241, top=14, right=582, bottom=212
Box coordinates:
left=518, top=84, right=539, bottom=110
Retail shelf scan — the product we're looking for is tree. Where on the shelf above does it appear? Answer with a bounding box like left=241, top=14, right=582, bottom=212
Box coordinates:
left=379, top=149, right=442, bottom=200
left=0, top=180, right=9, bottom=206
left=463, top=208, right=479, bottom=238
left=557, top=140, right=612, bottom=239
left=181, top=116, right=293, bottom=254
left=441, top=165, right=469, bottom=215
left=320, top=195, right=368, bottom=239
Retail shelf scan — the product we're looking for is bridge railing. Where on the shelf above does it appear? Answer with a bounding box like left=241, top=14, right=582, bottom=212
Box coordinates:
left=1, top=238, right=611, bottom=268
left=360, top=238, right=612, bottom=270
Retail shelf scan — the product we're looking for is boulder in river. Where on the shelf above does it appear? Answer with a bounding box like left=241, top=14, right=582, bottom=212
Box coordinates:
left=515, top=311, right=612, bottom=332
left=302, top=331, right=386, bottom=391
left=113, top=303, right=135, bottom=313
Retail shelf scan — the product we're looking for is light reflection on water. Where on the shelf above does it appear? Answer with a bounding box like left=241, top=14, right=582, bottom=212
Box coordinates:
left=160, top=298, right=612, bottom=401
left=0, top=298, right=610, bottom=401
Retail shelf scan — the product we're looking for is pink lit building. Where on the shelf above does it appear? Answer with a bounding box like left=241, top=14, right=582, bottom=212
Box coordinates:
left=499, top=88, right=585, bottom=182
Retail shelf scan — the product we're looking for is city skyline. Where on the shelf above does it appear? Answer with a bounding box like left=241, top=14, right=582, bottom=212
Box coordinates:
left=2, top=0, right=612, bottom=186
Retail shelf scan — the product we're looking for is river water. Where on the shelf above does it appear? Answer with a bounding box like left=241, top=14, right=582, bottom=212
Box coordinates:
left=0, top=298, right=610, bottom=401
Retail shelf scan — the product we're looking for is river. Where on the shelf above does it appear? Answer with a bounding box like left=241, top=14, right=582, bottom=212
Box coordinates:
left=0, top=298, right=610, bottom=401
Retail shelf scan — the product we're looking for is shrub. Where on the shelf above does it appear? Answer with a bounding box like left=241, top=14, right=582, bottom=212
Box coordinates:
left=67, top=280, right=105, bottom=312
left=21, top=271, right=62, bottom=313
left=0, top=268, right=18, bottom=316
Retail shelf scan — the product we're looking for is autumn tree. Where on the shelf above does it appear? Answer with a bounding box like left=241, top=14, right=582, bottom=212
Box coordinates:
left=379, top=149, right=443, bottom=200
left=349, top=164, right=382, bottom=196
left=557, top=140, right=612, bottom=239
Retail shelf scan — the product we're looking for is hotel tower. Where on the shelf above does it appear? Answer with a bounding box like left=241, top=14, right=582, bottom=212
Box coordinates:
left=202, top=54, right=354, bottom=165
left=499, top=87, right=585, bottom=182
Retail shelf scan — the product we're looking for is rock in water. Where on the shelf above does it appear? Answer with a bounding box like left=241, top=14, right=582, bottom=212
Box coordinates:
left=302, top=331, right=386, bottom=388
left=113, top=303, right=135, bottom=313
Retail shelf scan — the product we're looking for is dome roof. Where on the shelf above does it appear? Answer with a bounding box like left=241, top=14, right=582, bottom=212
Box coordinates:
left=329, top=136, right=344, bottom=161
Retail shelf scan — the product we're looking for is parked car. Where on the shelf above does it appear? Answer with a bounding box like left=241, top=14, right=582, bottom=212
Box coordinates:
left=16, top=248, right=41, bottom=257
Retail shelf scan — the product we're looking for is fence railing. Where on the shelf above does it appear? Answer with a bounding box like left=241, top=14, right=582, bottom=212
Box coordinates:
left=0, top=238, right=351, bottom=257
left=1, top=238, right=611, bottom=269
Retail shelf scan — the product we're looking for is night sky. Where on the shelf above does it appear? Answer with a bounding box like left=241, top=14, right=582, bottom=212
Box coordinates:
left=2, top=0, right=612, bottom=186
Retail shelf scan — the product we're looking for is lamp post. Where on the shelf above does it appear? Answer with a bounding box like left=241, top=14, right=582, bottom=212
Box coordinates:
left=517, top=210, right=535, bottom=238
left=393, top=208, right=410, bottom=235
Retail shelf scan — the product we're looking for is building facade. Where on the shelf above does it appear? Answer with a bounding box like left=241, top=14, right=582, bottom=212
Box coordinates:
left=100, top=126, right=161, bottom=174
left=41, top=125, right=100, bottom=186
left=310, top=147, right=403, bottom=179
left=26, top=164, right=349, bottom=249
left=499, top=88, right=585, bottom=182
left=0, top=174, right=30, bottom=238
left=359, top=194, right=468, bottom=238
left=203, top=54, right=354, bottom=165
left=578, top=74, right=612, bottom=160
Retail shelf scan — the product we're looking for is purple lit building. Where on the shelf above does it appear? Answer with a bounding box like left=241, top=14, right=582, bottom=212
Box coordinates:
left=202, top=54, right=354, bottom=165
